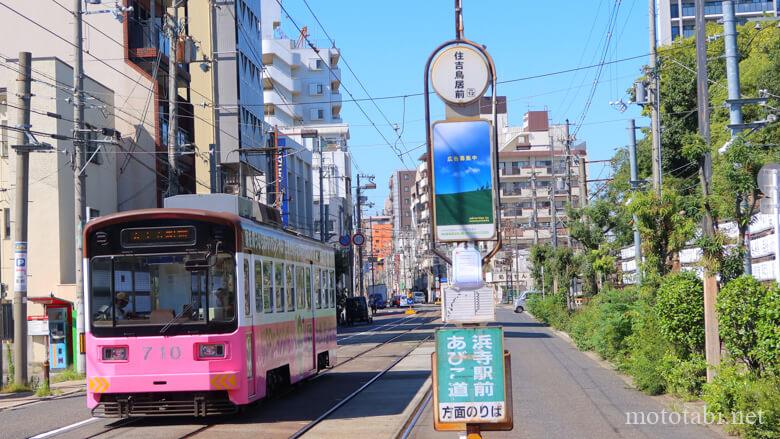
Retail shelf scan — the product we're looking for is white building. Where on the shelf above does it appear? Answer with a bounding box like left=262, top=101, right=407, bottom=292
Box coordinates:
left=261, top=0, right=347, bottom=238
left=657, top=0, right=780, bottom=45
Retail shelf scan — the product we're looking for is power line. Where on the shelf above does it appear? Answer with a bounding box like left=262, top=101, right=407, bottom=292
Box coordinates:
left=273, top=0, right=411, bottom=168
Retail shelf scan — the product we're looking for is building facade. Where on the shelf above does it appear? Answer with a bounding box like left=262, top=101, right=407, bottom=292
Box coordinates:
left=363, top=215, right=392, bottom=287
left=260, top=0, right=346, bottom=237
left=657, top=0, right=780, bottom=45
left=190, top=0, right=266, bottom=197
left=386, top=170, right=416, bottom=294
left=0, top=58, right=120, bottom=371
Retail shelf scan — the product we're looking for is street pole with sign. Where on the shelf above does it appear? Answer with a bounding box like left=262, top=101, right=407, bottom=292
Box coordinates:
left=424, top=2, right=512, bottom=436
left=758, top=163, right=780, bottom=284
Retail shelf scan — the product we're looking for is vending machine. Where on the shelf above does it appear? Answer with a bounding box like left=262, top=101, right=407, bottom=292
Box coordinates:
left=47, top=307, right=68, bottom=369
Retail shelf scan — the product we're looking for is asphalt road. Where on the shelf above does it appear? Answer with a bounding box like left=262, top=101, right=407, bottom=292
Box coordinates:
left=411, top=307, right=727, bottom=439
left=0, top=307, right=437, bottom=439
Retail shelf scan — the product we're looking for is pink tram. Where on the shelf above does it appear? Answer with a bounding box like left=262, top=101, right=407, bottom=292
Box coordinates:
left=83, top=195, right=337, bottom=417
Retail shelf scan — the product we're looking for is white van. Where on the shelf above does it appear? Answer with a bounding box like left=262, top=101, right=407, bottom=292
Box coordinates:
left=513, top=290, right=538, bottom=313
left=413, top=291, right=426, bottom=304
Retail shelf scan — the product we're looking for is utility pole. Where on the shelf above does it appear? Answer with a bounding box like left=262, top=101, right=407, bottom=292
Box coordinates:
left=722, top=0, right=752, bottom=275
left=564, top=119, right=573, bottom=247
left=356, top=174, right=364, bottom=297
left=628, top=119, right=643, bottom=284
left=531, top=169, right=539, bottom=245
left=649, top=0, right=663, bottom=195
left=579, top=158, right=588, bottom=208
left=549, top=131, right=558, bottom=249
left=695, top=0, right=721, bottom=382
left=167, top=2, right=179, bottom=197
left=72, top=0, right=87, bottom=376
left=13, top=52, right=32, bottom=385
left=319, top=139, right=325, bottom=243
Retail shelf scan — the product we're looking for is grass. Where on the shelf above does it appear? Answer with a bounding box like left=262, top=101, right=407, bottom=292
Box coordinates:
left=51, top=367, right=85, bottom=383
left=435, top=189, right=494, bottom=225
left=1, top=382, right=32, bottom=393
left=34, top=382, right=51, bottom=397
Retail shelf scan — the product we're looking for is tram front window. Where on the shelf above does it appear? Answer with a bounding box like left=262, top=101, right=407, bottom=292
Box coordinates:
left=90, top=253, right=236, bottom=330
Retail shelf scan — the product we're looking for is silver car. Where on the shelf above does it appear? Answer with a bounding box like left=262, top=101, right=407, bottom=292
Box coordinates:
left=513, top=290, right=537, bottom=313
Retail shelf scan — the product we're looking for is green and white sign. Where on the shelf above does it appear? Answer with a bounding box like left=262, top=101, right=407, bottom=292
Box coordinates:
left=435, top=327, right=506, bottom=423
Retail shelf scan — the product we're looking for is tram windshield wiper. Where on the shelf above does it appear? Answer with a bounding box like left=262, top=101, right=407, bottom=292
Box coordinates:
left=159, top=304, right=195, bottom=335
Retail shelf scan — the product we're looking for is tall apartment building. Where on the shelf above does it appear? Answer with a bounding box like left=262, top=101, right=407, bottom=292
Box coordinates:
left=261, top=0, right=348, bottom=238
left=313, top=127, right=353, bottom=243
left=658, top=0, right=780, bottom=45
left=190, top=0, right=266, bottom=197
left=410, top=154, right=446, bottom=294
left=386, top=170, right=416, bottom=293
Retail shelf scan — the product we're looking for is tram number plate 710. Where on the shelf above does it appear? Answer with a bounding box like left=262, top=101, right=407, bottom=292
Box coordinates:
left=143, top=346, right=182, bottom=361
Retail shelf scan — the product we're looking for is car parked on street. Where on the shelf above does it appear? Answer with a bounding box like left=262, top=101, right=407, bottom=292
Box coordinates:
left=413, top=291, right=426, bottom=304
left=514, top=290, right=540, bottom=313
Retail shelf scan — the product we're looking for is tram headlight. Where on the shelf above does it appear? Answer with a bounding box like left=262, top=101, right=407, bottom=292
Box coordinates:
left=102, top=346, right=128, bottom=361
left=197, top=343, right=226, bottom=359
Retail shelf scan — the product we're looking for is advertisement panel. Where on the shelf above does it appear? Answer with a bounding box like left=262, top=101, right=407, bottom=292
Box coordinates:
left=275, top=137, right=289, bottom=226
left=431, top=120, right=496, bottom=241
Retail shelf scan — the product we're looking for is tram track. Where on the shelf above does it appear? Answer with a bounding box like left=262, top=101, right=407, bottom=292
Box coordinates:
left=33, top=308, right=440, bottom=439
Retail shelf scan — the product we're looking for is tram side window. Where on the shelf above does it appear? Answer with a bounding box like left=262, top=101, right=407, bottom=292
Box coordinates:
left=254, top=259, right=263, bottom=313
left=90, top=258, right=112, bottom=325
left=330, top=270, right=336, bottom=308
left=286, top=264, right=295, bottom=312
left=305, top=267, right=312, bottom=309
left=296, top=266, right=305, bottom=310
left=243, top=259, right=251, bottom=316
left=262, top=260, right=273, bottom=313
left=324, top=269, right=331, bottom=308
left=315, top=268, right=321, bottom=309
left=275, top=262, right=285, bottom=313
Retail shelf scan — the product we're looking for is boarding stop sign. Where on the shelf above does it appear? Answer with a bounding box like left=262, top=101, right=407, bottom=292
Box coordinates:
left=433, top=327, right=508, bottom=425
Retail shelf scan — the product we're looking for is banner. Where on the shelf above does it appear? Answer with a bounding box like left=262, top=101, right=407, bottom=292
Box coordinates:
left=431, top=120, right=496, bottom=241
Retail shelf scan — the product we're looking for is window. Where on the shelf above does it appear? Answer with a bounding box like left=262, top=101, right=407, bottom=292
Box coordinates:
left=329, top=270, right=336, bottom=308
left=3, top=208, right=9, bottom=239
left=254, top=260, right=263, bottom=312
left=404, top=187, right=410, bottom=193
left=243, top=259, right=251, bottom=316
left=305, top=267, right=312, bottom=309
left=670, top=3, right=679, bottom=18
left=296, top=266, right=305, bottom=309
left=286, top=264, right=295, bottom=311
left=315, top=269, right=321, bottom=309
left=275, top=262, right=284, bottom=312
left=85, top=130, right=103, bottom=165
left=403, top=174, right=410, bottom=180
left=310, top=108, right=324, bottom=120
left=1, top=124, right=7, bottom=157
left=310, top=59, right=326, bottom=70
left=309, top=83, right=324, bottom=95
left=262, top=261, right=273, bottom=313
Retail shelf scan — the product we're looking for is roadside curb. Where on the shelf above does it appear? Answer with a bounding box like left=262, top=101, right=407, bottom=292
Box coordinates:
left=522, top=312, right=730, bottom=439
left=392, top=377, right=432, bottom=439
left=0, top=383, right=86, bottom=412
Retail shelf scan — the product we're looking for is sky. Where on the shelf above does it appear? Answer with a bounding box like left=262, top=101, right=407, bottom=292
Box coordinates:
left=278, top=0, right=650, bottom=213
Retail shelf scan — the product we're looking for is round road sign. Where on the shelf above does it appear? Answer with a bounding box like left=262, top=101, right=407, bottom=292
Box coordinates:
left=338, top=235, right=351, bottom=247
left=431, top=45, right=489, bottom=105
left=352, top=232, right=366, bottom=247
left=758, top=163, right=780, bottom=193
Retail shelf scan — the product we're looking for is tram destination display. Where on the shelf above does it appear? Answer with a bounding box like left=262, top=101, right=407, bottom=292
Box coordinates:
left=120, top=226, right=196, bottom=248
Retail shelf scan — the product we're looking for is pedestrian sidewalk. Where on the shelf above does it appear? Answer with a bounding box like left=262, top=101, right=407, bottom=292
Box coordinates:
left=0, top=379, right=86, bottom=411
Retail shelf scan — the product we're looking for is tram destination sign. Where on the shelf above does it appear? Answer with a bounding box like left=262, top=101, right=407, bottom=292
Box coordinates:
left=434, top=327, right=507, bottom=425
left=120, top=226, right=196, bottom=248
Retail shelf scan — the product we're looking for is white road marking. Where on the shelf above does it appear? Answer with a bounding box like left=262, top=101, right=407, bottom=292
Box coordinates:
left=29, top=417, right=100, bottom=439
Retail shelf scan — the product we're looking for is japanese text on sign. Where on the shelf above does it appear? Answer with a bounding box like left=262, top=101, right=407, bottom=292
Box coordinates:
left=435, top=327, right=505, bottom=423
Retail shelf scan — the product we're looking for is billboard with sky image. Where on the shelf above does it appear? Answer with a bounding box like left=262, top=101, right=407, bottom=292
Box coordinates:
left=432, top=119, right=496, bottom=241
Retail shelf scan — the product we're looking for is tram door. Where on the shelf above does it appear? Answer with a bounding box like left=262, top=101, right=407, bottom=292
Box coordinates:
left=243, top=257, right=255, bottom=397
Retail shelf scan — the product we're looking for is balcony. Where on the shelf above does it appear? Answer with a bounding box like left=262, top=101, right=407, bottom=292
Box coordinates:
left=262, top=38, right=294, bottom=67
left=263, top=63, right=297, bottom=94
left=263, top=93, right=297, bottom=120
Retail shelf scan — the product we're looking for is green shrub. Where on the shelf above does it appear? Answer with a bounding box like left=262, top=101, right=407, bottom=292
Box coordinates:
left=703, top=366, right=780, bottom=439
left=757, top=285, right=780, bottom=372
left=660, top=352, right=706, bottom=400
left=717, top=275, right=767, bottom=371
left=527, top=294, right=570, bottom=330
left=655, top=271, right=704, bottom=357
left=568, top=301, right=599, bottom=352
left=625, top=301, right=670, bottom=395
